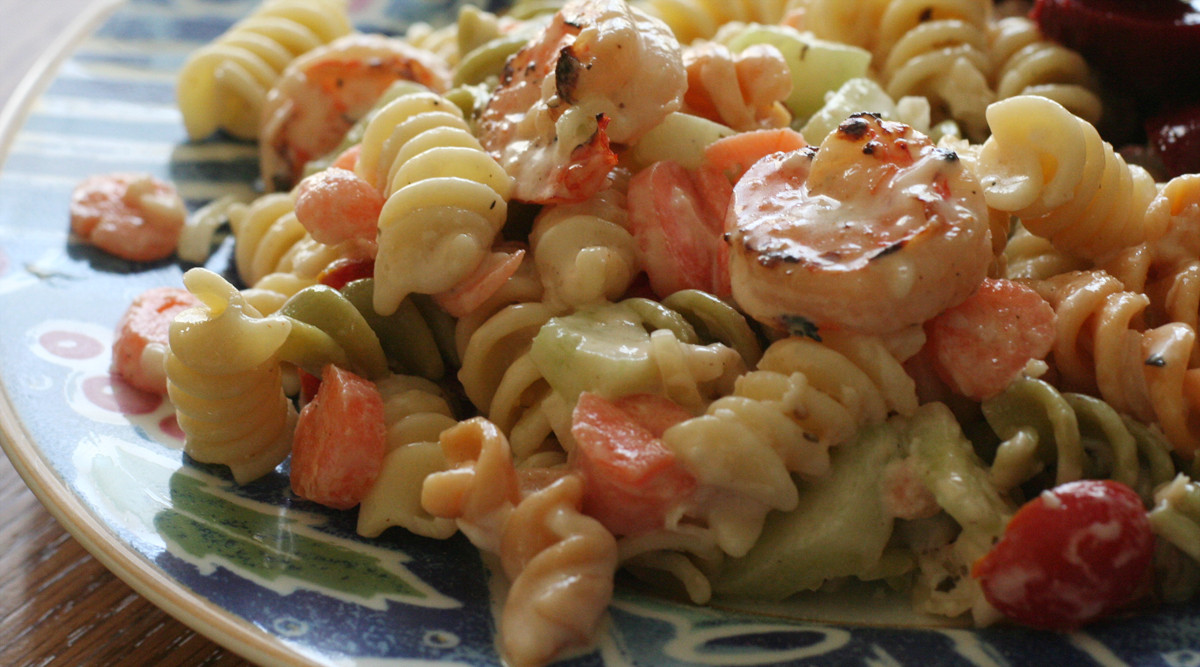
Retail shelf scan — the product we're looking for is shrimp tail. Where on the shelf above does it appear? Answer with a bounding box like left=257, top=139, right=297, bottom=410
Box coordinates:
left=557, top=114, right=618, bottom=204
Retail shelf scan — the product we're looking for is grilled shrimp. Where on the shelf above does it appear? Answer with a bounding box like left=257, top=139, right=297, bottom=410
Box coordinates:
left=259, top=33, right=451, bottom=191
left=478, top=0, right=686, bottom=204
left=727, top=112, right=992, bottom=336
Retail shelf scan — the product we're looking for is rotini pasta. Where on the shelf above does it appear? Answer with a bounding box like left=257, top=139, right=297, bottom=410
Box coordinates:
left=166, top=268, right=297, bottom=484
left=633, top=0, right=789, bottom=44
left=228, top=192, right=367, bottom=313
left=978, top=95, right=1164, bottom=260
left=353, top=88, right=513, bottom=316
left=176, top=0, right=353, bottom=141
left=1035, top=269, right=1200, bottom=458
left=662, top=332, right=917, bottom=557
left=680, top=41, right=792, bottom=131
left=982, top=375, right=1177, bottom=500
left=357, top=373, right=460, bottom=539
left=498, top=473, right=618, bottom=667
left=875, top=0, right=995, bottom=140
left=987, top=16, right=1102, bottom=126
left=528, top=174, right=639, bottom=310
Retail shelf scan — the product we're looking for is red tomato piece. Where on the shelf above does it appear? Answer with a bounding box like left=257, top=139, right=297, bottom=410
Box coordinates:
left=569, top=392, right=696, bottom=536
left=317, top=257, right=376, bottom=291
left=290, top=365, right=387, bottom=510
left=924, top=278, right=1057, bottom=400
left=1147, top=101, right=1200, bottom=179
left=972, top=479, right=1154, bottom=631
left=627, top=160, right=732, bottom=299
left=112, top=286, right=201, bottom=394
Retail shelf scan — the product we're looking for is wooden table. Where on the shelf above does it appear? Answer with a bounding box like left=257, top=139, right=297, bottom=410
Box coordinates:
left=0, top=1, right=254, bottom=664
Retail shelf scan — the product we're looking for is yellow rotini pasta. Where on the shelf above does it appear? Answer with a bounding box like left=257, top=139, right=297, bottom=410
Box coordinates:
left=166, top=268, right=297, bottom=484
left=353, top=88, right=513, bottom=315
left=633, top=0, right=789, bottom=44
left=661, top=332, right=917, bottom=557
left=228, top=192, right=367, bottom=313
left=1035, top=269, right=1200, bottom=458
left=528, top=173, right=640, bottom=310
left=875, top=0, right=995, bottom=139
left=176, top=0, right=353, bottom=141
left=357, top=373, right=460, bottom=539
left=987, top=16, right=1102, bottom=126
left=459, top=301, right=565, bottom=461
left=978, top=95, right=1164, bottom=260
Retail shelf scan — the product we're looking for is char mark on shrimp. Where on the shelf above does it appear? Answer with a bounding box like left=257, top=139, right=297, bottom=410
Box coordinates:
left=556, top=45, right=585, bottom=104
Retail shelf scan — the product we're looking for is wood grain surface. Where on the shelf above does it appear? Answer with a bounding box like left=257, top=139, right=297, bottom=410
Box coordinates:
left=0, top=1, right=255, bottom=664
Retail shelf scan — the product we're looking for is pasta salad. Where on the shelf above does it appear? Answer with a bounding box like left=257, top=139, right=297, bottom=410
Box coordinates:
left=77, top=0, right=1200, bottom=665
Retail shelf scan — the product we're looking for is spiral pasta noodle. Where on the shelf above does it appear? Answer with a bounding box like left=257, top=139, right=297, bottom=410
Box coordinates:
left=353, top=89, right=514, bottom=316
left=783, top=0, right=887, bottom=50
left=661, top=332, right=917, bottom=557
left=987, top=16, right=1102, bottom=126
left=875, top=0, right=995, bottom=140
left=228, top=192, right=366, bottom=313
left=1003, top=223, right=1089, bottom=281
left=632, top=0, right=789, bottom=44
left=529, top=178, right=639, bottom=310
left=166, top=268, right=297, bottom=484
left=357, top=373, right=460, bottom=540
left=982, top=375, right=1177, bottom=501
left=978, top=95, right=1164, bottom=260
left=459, top=301, right=564, bottom=461
left=498, top=474, right=618, bottom=667
left=1035, top=269, right=1200, bottom=458
left=422, top=417, right=523, bottom=553
left=176, top=0, right=353, bottom=141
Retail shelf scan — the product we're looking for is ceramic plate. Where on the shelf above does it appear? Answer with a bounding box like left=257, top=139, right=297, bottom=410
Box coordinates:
left=2, top=1, right=1199, bottom=665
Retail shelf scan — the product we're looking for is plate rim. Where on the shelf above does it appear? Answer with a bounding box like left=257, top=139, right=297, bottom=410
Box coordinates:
left=0, top=1, right=323, bottom=664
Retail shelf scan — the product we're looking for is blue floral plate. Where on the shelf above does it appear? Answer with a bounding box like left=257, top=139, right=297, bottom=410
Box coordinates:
left=1, top=1, right=1199, bottom=665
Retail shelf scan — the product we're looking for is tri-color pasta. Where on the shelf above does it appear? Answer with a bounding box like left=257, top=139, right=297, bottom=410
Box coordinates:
left=103, top=0, right=1200, bottom=665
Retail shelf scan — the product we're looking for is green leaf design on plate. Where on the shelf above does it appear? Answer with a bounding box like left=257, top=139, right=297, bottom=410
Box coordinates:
left=155, top=468, right=458, bottom=611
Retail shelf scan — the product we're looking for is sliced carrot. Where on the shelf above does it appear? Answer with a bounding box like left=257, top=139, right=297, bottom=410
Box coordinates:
left=627, top=160, right=732, bottom=299
left=293, top=167, right=384, bottom=246
left=433, top=244, right=526, bottom=318
left=924, top=278, right=1057, bottom=400
left=703, top=127, right=807, bottom=183
left=569, top=392, right=696, bottom=536
left=112, top=286, right=201, bottom=395
left=290, top=364, right=387, bottom=510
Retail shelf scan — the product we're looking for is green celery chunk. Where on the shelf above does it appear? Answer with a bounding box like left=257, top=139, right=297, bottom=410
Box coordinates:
left=529, top=302, right=667, bottom=402
left=712, top=418, right=902, bottom=599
